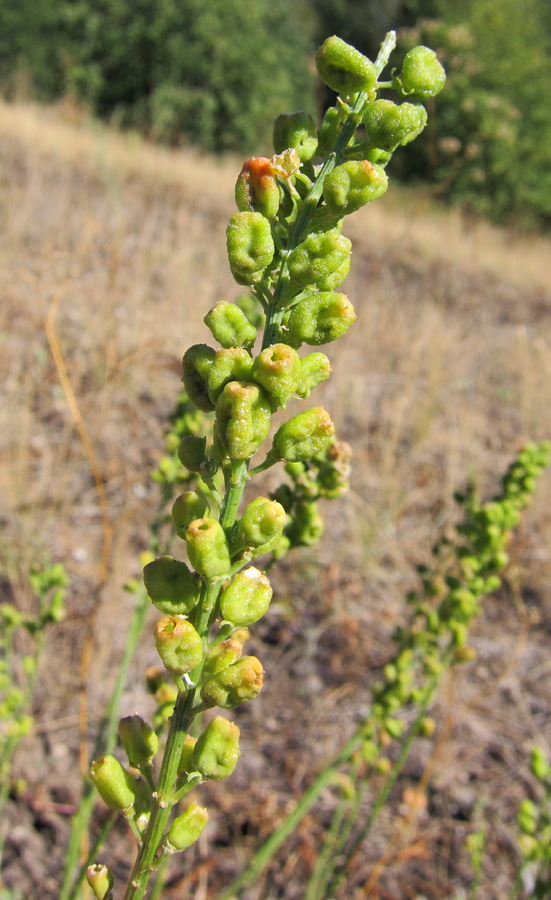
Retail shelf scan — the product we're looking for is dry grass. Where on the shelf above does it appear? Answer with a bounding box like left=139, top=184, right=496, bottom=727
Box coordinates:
left=1, top=99, right=551, bottom=900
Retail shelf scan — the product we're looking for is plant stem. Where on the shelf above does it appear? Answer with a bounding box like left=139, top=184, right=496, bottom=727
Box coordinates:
left=218, top=730, right=364, bottom=899
left=123, top=462, right=252, bottom=899
left=61, top=501, right=171, bottom=900
left=324, top=681, right=438, bottom=899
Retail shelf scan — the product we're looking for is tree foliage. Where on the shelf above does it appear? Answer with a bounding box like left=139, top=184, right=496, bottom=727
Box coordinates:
left=1, top=0, right=551, bottom=225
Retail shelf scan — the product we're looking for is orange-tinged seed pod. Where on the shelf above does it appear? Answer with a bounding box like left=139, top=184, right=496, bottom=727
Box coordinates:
left=235, top=157, right=280, bottom=219
left=154, top=615, right=202, bottom=675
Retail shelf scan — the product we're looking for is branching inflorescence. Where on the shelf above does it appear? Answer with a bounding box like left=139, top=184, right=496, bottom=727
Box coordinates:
left=86, top=32, right=448, bottom=900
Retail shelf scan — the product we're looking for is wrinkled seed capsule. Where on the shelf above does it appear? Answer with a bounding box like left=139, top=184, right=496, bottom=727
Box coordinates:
left=154, top=615, right=203, bottom=675
left=316, top=36, right=377, bottom=94
left=219, top=567, right=273, bottom=626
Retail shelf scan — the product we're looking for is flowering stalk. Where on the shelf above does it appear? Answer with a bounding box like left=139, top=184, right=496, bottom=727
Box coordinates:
left=85, top=31, right=448, bottom=899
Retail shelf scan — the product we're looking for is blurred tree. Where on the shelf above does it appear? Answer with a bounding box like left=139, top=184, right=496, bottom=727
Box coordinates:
left=0, top=0, right=63, bottom=98
left=391, top=0, right=551, bottom=226
left=60, top=0, right=315, bottom=153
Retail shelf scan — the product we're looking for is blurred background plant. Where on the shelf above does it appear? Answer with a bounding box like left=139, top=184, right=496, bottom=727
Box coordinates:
left=1, top=2, right=551, bottom=897
left=1, top=0, right=550, bottom=225
left=0, top=562, right=67, bottom=871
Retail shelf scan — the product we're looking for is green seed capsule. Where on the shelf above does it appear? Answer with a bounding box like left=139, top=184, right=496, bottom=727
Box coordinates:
left=215, top=381, right=272, bottom=461
left=531, top=746, right=549, bottom=781
left=86, top=864, right=114, bottom=900
left=296, top=352, right=331, bottom=398
left=181, top=344, right=217, bottom=412
left=177, top=435, right=207, bottom=473
left=317, top=255, right=350, bottom=292
left=398, top=46, right=446, bottom=99
left=201, top=656, right=264, bottom=709
left=288, top=499, right=324, bottom=546
left=239, top=497, right=286, bottom=549
left=251, top=343, right=301, bottom=409
left=192, top=715, right=241, bottom=780
left=317, top=106, right=345, bottom=153
left=226, top=211, right=275, bottom=284
left=118, top=715, right=159, bottom=768
left=204, top=301, right=257, bottom=350
left=273, top=111, right=318, bottom=162
left=207, top=348, right=254, bottom=405
left=272, top=407, right=335, bottom=462
left=363, top=99, right=427, bottom=151
left=154, top=615, right=203, bottom=675
left=323, top=160, right=388, bottom=216
left=179, top=734, right=197, bottom=773
left=90, top=755, right=137, bottom=812
left=167, top=802, right=210, bottom=851
left=287, top=292, right=356, bottom=347
left=219, top=567, right=273, bottom=627
left=288, top=230, right=351, bottom=289
left=203, top=639, right=243, bottom=678
left=143, top=556, right=201, bottom=615
left=316, top=36, right=377, bottom=94
left=235, top=157, right=280, bottom=219
left=172, top=491, right=209, bottom=539
left=186, top=518, right=231, bottom=579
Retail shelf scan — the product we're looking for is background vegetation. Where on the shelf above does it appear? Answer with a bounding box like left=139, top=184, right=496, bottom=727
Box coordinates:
left=1, top=98, right=550, bottom=899
left=1, top=0, right=551, bottom=225
left=1, top=4, right=551, bottom=897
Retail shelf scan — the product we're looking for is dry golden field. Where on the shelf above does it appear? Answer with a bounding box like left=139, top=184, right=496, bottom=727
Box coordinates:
left=1, top=99, right=551, bottom=900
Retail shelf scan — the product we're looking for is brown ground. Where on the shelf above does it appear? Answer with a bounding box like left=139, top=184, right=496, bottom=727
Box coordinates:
left=1, top=100, right=550, bottom=900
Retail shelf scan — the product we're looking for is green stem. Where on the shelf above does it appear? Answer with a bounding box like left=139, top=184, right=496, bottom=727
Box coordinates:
left=262, top=32, right=396, bottom=351
left=303, top=757, right=361, bottom=900
left=61, top=503, right=171, bottom=900
left=324, top=681, right=437, bottom=899
left=123, top=687, right=197, bottom=900
left=123, top=466, right=251, bottom=900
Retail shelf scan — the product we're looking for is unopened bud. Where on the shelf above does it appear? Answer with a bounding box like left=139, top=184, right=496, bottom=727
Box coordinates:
left=86, top=864, right=114, bottom=900
left=226, top=211, right=275, bottom=284
left=252, top=343, right=301, bottom=409
left=143, top=556, right=201, bottom=615
left=272, top=407, right=335, bottom=462
left=192, top=715, right=241, bottom=780
left=323, top=160, right=388, bottom=216
left=220, top=568, right=273, bottom=626
left=204, top=301, right=257, bottom=350
left=215, top=381, right=272, bottom=461
left=90, top=755, right=137, bottom=812
left=201, top=656, right=264, bottom=708
left=286, top=291, right=356, bottom=347
left=316, top=36, right=377, bottom=94
left=167, top=801, right=210, bottom=851
left=118, top=715, right=159, bottom=768
left=154, top=615, right=202, bottom=675
left=185, top=518, right=231, bottom=579
left=273, top=111, right=318, bottom=162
